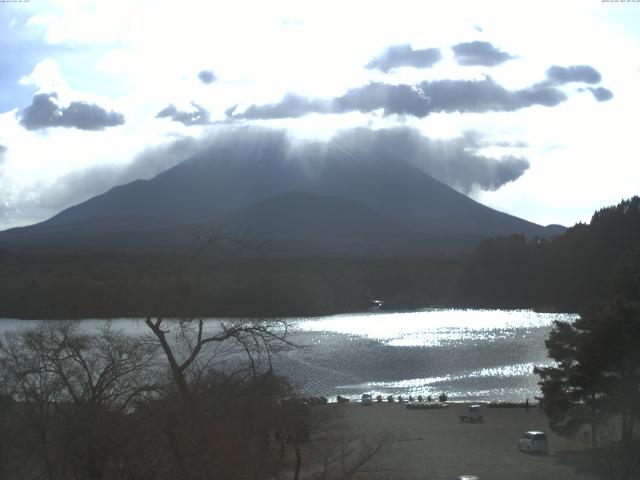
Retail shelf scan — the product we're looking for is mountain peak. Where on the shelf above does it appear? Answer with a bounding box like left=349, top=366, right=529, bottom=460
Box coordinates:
left=0, top=141, right=562, bottom=255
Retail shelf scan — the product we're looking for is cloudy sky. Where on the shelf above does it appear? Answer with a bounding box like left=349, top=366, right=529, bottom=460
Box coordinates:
left=0, top=0, right=639, bottom=230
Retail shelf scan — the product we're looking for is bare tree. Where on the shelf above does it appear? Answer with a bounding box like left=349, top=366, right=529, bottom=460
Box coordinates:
left=0, top=328, right=68, bottom=480
left=140, top=317, right=296, bottom=480
left=145, top=317, right=294, bottom=405
left=29, top=321, right=159, bottom=411
left=0, top=322, right=159, bottom=480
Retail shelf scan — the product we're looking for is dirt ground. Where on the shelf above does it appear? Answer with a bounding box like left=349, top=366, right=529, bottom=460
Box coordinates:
left=304, top=402, right=600, bottom=480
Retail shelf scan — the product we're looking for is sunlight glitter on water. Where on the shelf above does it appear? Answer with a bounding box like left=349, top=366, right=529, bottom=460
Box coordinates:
left=295, top=309, right=575, bottom=347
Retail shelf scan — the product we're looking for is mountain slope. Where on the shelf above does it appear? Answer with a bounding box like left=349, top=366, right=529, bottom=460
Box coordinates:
left=0, top=134, right=563, bottom=254
left=215, top=190, right=419, bottom=254
left=217, top=191, right=399, bottom=237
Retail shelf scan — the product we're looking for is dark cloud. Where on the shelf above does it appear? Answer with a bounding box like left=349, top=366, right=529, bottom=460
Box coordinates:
left=198, top=70, right=217, bottom=84
left=0, top=144, right=6, bottom=165
left=452, top=41, right=515, bottom=66
left=334, top=83, right=430, bottom=116
left=19, top=93, right=125, bottom=131
left=156, top=102, right=211, bottom=126
left=365, top=44, right=442, bottom=72
left=588, top=86, right=614, bottom=102
left=546, top=65, right=601, bottom=85
left=542, top=66, right=613, bottom=100
left=329, top=127, right=529, bottom=193
left=233, top=93, right=331, bottom=120
left=230, top=77, right=567, bottom=120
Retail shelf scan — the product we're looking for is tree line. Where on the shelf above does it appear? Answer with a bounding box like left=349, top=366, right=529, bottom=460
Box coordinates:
left=0, top=254, right=460, bottom=319
left=527, top=199, right=640, bottom=479
left=452, top=196, right=640, bottom=311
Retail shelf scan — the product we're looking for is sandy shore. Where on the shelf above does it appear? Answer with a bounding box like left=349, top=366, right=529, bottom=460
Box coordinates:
left=304, top=402, right=598, bottom=480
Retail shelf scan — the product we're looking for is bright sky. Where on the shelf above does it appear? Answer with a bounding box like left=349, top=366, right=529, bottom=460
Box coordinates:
left=0, top=0, right=639, bottom=230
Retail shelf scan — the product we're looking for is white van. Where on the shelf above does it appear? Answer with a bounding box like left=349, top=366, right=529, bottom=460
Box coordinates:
left=518, top=431, right=548, bottom=454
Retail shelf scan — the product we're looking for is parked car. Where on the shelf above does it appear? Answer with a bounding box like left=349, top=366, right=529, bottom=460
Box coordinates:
left=361, top=393, right=373, bottom=406
left=459, top=404, right=483, bottom=423
left=518, top=431, right=548, bottom=453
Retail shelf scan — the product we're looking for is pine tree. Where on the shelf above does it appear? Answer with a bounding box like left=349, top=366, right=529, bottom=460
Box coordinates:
left=536, top=245, right=640, bottom=447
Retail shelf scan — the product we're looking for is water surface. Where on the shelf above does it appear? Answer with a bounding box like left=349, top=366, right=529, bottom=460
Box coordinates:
left=0, top=309, right=576, bottom=401
left=276, top=309, right=576, bottom=401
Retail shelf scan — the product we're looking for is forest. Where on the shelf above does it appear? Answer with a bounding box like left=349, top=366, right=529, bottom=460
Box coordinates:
left=452, top=196, right=640, bottom=311
left=0, top=253, right=460, bottom=319
left=0, top=197, right=638, bottom=318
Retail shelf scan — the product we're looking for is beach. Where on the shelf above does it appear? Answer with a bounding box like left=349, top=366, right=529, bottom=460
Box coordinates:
left=301, top=402, right=598, bottom=480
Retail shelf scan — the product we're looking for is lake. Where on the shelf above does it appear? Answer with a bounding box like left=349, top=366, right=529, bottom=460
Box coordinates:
left=0, top=309, right=576, bottom=402
left=276, top=309, right=576, bottom=401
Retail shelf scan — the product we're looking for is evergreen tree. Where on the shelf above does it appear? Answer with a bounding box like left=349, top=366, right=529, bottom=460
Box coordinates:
left=454, top=196, right=640, bottom=310
left=536, top=245, right=640, bottom=447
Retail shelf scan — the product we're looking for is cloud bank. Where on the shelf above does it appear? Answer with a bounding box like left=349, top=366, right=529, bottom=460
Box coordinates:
left=231, top=77, right=567, bottom=120
left=36, top=126, right=529, bottom=215
left=452, top=41, right=515, bottom=66
left=233, top=93, right=331, bottom=120
left=230, top=59, right=614, bottom=121
left=366, top=44, right=442, bottom=72
left=330, top=127, right=529, bottom=193
left=19, top=93, right=125, bottom=131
